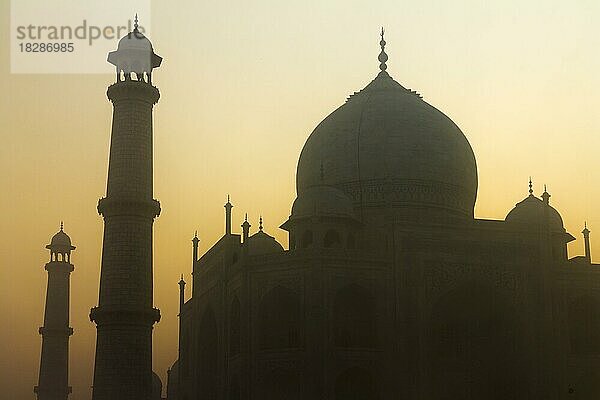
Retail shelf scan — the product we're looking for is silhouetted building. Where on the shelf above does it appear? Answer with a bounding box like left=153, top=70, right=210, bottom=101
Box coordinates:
left=35, top=223, right=75, bottom=400
left=167, top=30, right=600, bottom=399
left=90, top=16, right=162, bottom=400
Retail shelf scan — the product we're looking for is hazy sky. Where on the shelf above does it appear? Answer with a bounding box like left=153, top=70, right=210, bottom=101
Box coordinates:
left=1, top=0, right=599, bottom=399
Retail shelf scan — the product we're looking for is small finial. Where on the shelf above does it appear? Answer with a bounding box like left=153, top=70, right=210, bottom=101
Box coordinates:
left=134, top=14, right=139, bottom=31
left=528, top=177, right=533, bottom=196
left=245, top=213, right=248, bottom=222
left=378, top=27, right=388, bottom=72
left=60, top=221, right=64, bottom=231
left=259, top=216, right=263, bottom=231
left=227, top=194, right=230, bottom=202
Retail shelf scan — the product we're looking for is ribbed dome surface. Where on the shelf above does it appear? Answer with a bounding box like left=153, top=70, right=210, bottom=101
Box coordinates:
left=296, top=71, right=478, bottom=220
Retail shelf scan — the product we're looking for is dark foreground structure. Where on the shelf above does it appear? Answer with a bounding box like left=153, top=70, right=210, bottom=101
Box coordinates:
left=166, top=31, right=599, bottom=400
left=83, top=23, right=599, bottom=399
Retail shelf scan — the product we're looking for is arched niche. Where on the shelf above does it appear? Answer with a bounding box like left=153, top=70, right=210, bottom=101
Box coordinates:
left=333, top=284, right=377, bottom=348
left=258, top=286, right=302, bottom=349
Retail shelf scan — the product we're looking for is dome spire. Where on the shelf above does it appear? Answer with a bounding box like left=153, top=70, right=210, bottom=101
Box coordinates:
left=134, top=13, right=139, bottom=31
left=259, top=216, right=264, bottom=231
left=60, top=221, right=64, bottom=231
left=378, top=27, right=388, bottom=72
left=528, top=177, right=534, bottom=196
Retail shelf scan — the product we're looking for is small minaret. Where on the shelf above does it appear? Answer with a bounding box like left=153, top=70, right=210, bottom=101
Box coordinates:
left=176, top=274, right=186, bottom=400
left=35, top=223, right=75, bottom=400
left=192, top=231, right=199, bottom=263
left=242, top=213, right=251, bottom=244
left=541, top=185, right=551, bottom=205
left=225, top=195, right=233, bottom=235
left=178, top=274, right=186, bottom=312
left=583, top=222, right=592, bottom=264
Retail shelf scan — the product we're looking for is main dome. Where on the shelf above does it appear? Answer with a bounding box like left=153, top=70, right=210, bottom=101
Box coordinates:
left=296, top=50, right=478, bottom=221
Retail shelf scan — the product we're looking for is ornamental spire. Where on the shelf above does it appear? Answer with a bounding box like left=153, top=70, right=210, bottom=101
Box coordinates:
left=134, top=13, right=139, bottom=31
left=528, top=177, right=533, bottom=196
left=378, top=27, right=388, bottom=71
left=259, top=216, right=263, bottom=231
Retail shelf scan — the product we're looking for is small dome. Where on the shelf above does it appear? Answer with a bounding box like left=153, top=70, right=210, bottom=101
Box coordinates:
left=505, top=194, right=564, bottom=231
left=246, top=230, right=284, bottom=256
left=291, top=185, right=356, bottom=220
left=47, top=224, right=75, bottom=251
left=117, top=30, right=154, bottom=51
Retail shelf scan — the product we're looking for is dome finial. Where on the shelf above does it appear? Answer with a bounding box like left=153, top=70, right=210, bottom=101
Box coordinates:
left=378, top=27, right=388, bottom=72
left=60, top=221, right=64, bottom=231
left=134, top=13, right=139, bottom=31
left=528, top=177, right=533, bottom=196
left=259, top=215, right=263, bottom=231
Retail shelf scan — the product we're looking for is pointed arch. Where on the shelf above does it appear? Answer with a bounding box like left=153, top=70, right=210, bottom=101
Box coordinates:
left=258, top=286, right=302, bottom=349
left=333, top=284, right=377, bottom=348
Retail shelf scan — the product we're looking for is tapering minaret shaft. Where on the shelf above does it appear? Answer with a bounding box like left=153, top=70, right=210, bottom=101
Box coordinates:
left=583, top=223, right=592, bottom=263
left=90, top=20, right=162, bottom=400
left=178, top=275, right=186, bottom=312
left=225, top=196, right=233, bottom=235
left=35, top=226, right=75, bottom=400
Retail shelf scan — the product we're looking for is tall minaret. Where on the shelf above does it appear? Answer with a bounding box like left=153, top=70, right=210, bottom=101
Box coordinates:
left=35, top=223, right=75, bottom=400
left=90, top=16, right=163, bottom=400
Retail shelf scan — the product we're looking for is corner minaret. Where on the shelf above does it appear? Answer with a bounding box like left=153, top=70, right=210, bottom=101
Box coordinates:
left=225, top=195, right=233, bottom=235
left=90, top=16, right=162, bottom=400
left=35, top=223, right=75, bottom=400
left=583, top=222, right=592, bottom=263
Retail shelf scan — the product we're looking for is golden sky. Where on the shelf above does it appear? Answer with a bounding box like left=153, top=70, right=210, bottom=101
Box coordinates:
left=1, top=0, right=599, bottom=398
